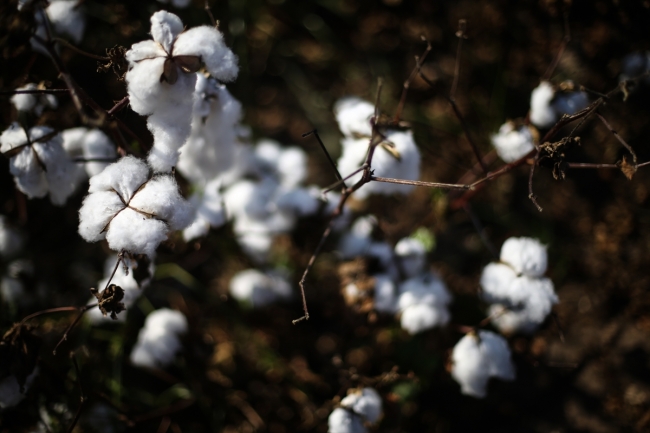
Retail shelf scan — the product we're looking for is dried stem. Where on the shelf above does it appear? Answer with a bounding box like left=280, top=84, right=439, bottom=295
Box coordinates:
left=595, top=112, right=637, bottom=165
left=0, top=88, right=69, bottom=96
left=394, top=38, right=432, bottom=123
left=204, top=0, right=217, bottom=28
left=370, top=176, right=470, bottom=190
left=52, top=37, right=110, bottom=61
left=528, top=153, right=543, bottom=212
left=53, top=304, right=97, bottom=355
left=304, top=129, right=345, bottom=186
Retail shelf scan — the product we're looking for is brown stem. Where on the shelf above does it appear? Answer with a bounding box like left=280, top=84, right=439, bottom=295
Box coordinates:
left=528, top=153, right=543, bottom=212
left=595, top=112, right=637, bottom=165
left=370, top=176, right=470, bottom=190
left=52, top=37, right=110, bottom=61
left=0, top=88, right=69, bottom=96
left=394, top=38, right=432, bottom=123
left=303, top=129, right=345, bottom=186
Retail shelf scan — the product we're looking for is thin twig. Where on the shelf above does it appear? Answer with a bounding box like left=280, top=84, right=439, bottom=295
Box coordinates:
left=595, top=112, right=637, bottom=164
left=394, top=37, right=432, bottom=123
left=304, top=129, right=345, bottom=186
left=0, top=88, right=70, bottom=96
left=450, top=19, right=467, bottom=100
left=53, top=304, right=97, bottom=355
left=67, top=355, right=86, bottom=433
left=370, top=176, right=470, bottom=190
left=528, top=153, right=543, bottom=212
left=52, top=37, right=110, bottom=61
left=204, top=0, right=217, bottom=28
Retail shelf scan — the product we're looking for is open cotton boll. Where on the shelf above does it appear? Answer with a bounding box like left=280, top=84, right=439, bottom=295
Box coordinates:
left=335, top=97, right=375, bottom=138
left=46, top=0, right=86, bottom=44
left=373, top=274, right=398, bottom=313
left=500, top=237, right=547, bottom=278
left=340, top=387, right=382, bottom=424
left=229, top=268, right=292, bottom=307
left=172, top=26, right=239, bottom=82
left=79, top=156, right=192, bottom=256
left=0, top=369, right=38, bottom=409
left=62, top=128, right=117, bottom=178
left=395, top=237, right=427, bottom=279
left=491, top=122, right=535, bottom=163
left=130, top=309, right=187, bottom=368
left=328, top=408, right=367, bottom=433
left=529, top=81, right=556, bottom=129
left=451, top=331, right=515, bottom=398
left=32, top=139, right=80, bottom=206
left=275, top=186, right=322, bottom=218
left=11, top=83, right=58, bottom=116
left=479, top=262, right=518, bottom=304
left=400, top=301, right=450, bottom=334
left=277, top=147, right=308, bottom=188
left=0, top=216, right=24, bottom=258
left=182, top=179, right=227, bottom=242
left=398, top=272, right=452, bottom=334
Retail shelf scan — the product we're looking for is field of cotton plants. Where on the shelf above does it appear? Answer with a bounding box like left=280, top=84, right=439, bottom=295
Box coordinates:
left=2, top=0, right=650, bottom=432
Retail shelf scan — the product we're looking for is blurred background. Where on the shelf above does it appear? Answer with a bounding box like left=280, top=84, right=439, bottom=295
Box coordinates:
left=1, top=0, right=650, bottom=431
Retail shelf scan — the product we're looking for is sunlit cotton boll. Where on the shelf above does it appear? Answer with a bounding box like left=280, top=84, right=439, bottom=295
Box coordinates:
left=451, top=330, right=515, bottom=398
left=340, top=387, right=382, bottom=424
left=10, top=83, right=57, bottom=116
left=500, top=237, right=547, bottom=278
left=328, top=408, right=366, bottom=433
left=334, top=97, right=375, bottom=138
left=78, top=156, right=192, bottom=257
left=491, top=122, right=535, bottom=163
left=130, top=309, right=188, bottom=368
left=529, top=81, right=556, bottom=128
left=0, top=123, right=77, bottom=205
left=229, top=268, right=292, bottom=307
left=398, top=272, right=451, bottom=334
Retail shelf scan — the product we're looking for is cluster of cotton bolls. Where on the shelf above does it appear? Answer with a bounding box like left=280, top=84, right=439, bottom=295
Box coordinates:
left=328, top=387, right=382, bottom=433
left=480, top=237, right=558, bottom=334
left=337, top=216, right=452, bottom=334
left=335, top=97, right=421, bottom=200
left=130, top=308, right=188, bottom=368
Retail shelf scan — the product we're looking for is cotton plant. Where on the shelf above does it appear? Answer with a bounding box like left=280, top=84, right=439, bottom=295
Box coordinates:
left=78, top=156, right=192, bottom=257
left=451, top=330, right=515, bottom=398
left=125, top=10, right=238, bottom=172
left=177, top=74, right=244, bottom=185
left=529, top=81, right=590, bottom=129
left=0, top=123, right=78, bottom=205
left=87, top=254, right=155, bottom=323
left=490, top=121, right=536, bottom=163
left=328, top=387, right=382, bottom=433
left=10, top=83, right=58, bottom=116
left=228, top=268, right=292, bottom=308
left=479, top=237, right=558, bottom=334
left=130, top=308, right=188, bottom=368
left=334, top=97, right=421, bottom=200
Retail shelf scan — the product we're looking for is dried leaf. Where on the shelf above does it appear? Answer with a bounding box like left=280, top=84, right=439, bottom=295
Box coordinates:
left=174, top=55, right=201, bottom=74
left=161, top=57, right=178, bottom=84
left=618, top=155, right=637, bottom=180
left=90, top=284, right=125, bottom=320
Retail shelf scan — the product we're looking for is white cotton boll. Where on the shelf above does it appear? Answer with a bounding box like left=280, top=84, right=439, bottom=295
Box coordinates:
left=340, top=387, right=382, bottom=424
left=499, top=237, right=547, bottom=278
left=1, top=276, right=25, bottom=305
left=0, top=216, right=24, bottom=258
left=552, top=91, right=589, bottom=117
left=395, top=237, right=427, bottom=279
left=336, top=136, right=369, bottom=186
left=400, top=302, right=450, bottom=334
left=46, top=0, right=86, bottom=44
left=32, top=139, right=78, bottom=206
left=451, top=331, right=514, bottom=398
left=0, top=124, right=49, bottom=199
left=275, top=186, right=322, bottom=218
left=490, top=122, right=535, bottom=163
left=106, top=208, right=169, bottom=257
left=88, top=156, right=149, bottom=200
left=61, top=127, right=91, bottom=186
left=77, top=129, right=116, bottom=177
left=373, top=274, right=397, bottom=313
left=229, top=268, right=292, bottom=307
left=236, top=231, right=274, bottom=264
left=11, top=83, right=58, bottom=116
left=223, top=180, right=258, bottom=219
left=130, top=308, right=187, bottom=368
left=125, top=55, right=168, bottom=115
left=529, top=81, right=556, bottom=129
left=173, top=26, right=239, bottom=82
left=182, top=216, right=211, bottom=242
left=328, top=408, right=367, bottom=433
left=150, top=10, right=184, bottom=53
left=78, top=191, right=125, bottom=242
left=182, top=180, right=227, bottom=242
left=398, top=272, right=452, bottom=309
left=335, top=97, right=375, bottom=138
left=337, top=216, right=375, bottom=259
left=0, top=369, right=38, bottom=409
left=129, top=176, right=192, bottom=230
left=277, top=147, right=308, bottom=188
left=254, top=139, right=283, bottom=177
left=479, top=262, right=518, bottom=304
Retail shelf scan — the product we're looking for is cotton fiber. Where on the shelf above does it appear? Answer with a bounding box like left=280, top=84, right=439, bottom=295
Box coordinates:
left=130, top=309, right=188, bottom=368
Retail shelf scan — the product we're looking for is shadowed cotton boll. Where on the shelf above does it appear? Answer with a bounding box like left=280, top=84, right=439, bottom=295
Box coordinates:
left=491, top=122, right=535, bottom=163
left=125, top=11, right=238, bottom=172
left=130, top=309, right=188, bottom=368
left=62, top=127, right=116, bottom=183
left=0, top=369, right=38, bottom=409
left=337, top=216, right=375, bottom=259
left=78, top=156, right=192, bottom=257
left=229, top=268, right=292, bottom=307
left=372, top=274, right=397, bottom=313
left=334, top=97, right=375, bottom=138
left=183, top=178, right=227, bottom=242
left=0, top=123, right=77, bottom=205
left=328, top=387, right=382, bottom=432
left=46, top=0, right=86, bottom=44
left=177, top=75, right=243, bottom=185
left=10, top=83, right=57, bottom=116
left=500, top=237, right=547, bottom=278
left=0, top=216, right=24, bottom=258
left=529, top=81, right=556, bottom=128
left=394, top=237, right=427, bottom=279
left=552, top=90, right=589, bottom=117
left=398, top=272, right=451, bottom=334
left=451, top=331, right=515, bottom=398
left=620, top=52, right=650, bottom=84
left=328, top=408, right=366, bottom=433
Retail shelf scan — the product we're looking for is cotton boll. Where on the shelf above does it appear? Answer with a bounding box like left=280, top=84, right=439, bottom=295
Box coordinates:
left=87, top=156, right=149, bottom=200
left=229, top=268, right=292, bottom=307
left=552, top=91, right=589, bottom=117
left=125, top=55, right=168, bottom=115
left=150, top=10, right=184, bottom=53
left=340, top=387, right=382, bottom=424
left=373, top=274, right=397, bottom=313
left=398, top=272, right=452, bottom=309
left=0, top=369, right=38, bottom=409
left=620, top=52, right=650, bottom=84
left=128, top=176, right=193, bottom=230
left=78, top=191, right=125, bottom=242
left=173, top=26, right=239, bottom=82
left=277, top=147, right=308, bottom=188
left=337, top=216, right=376, bottom=259
left=182, top=180, right=227, bottom=241
left=337, top=136, right=370, bottom=187
left=328, top=408, right=367, bottom=433
left=0, top=216, right=24, bottom=258
left=236, top=231, right=274, bottom=264
left=529, top=81, right=556, bottom=129
left=500, top=237, right=547, bottom=278
left=78, top=129, right=116, bottom=177
left=275, top=186, right=322, bottom=218
left=11, top=83, right=58, bottom=116
left=400, top=303, right=450, bottom=335
left=106, top=208, right=169, bottom=257
left=490, top=122, right=535, bottom=163
left=395, top=237, right=427, bottom=278
left=46, top=0, right=86, bottom=44
left=32, top=139, right=78, bottom=206
left=451, top=331, right=515, bottom=398
left=479, top=262, right=518, bottom=304
left=130, top=309, right=187, bottom=368
left=335, top=97, right=375, bottom=138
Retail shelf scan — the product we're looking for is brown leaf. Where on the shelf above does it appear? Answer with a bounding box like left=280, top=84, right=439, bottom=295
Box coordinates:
left=90, top=284, right=126, bottom=320
left=174, top=55, right=201, bottom=74
left=618, top=155, right=637, bottom=180
left=161, top=57, right=178, bottom=84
